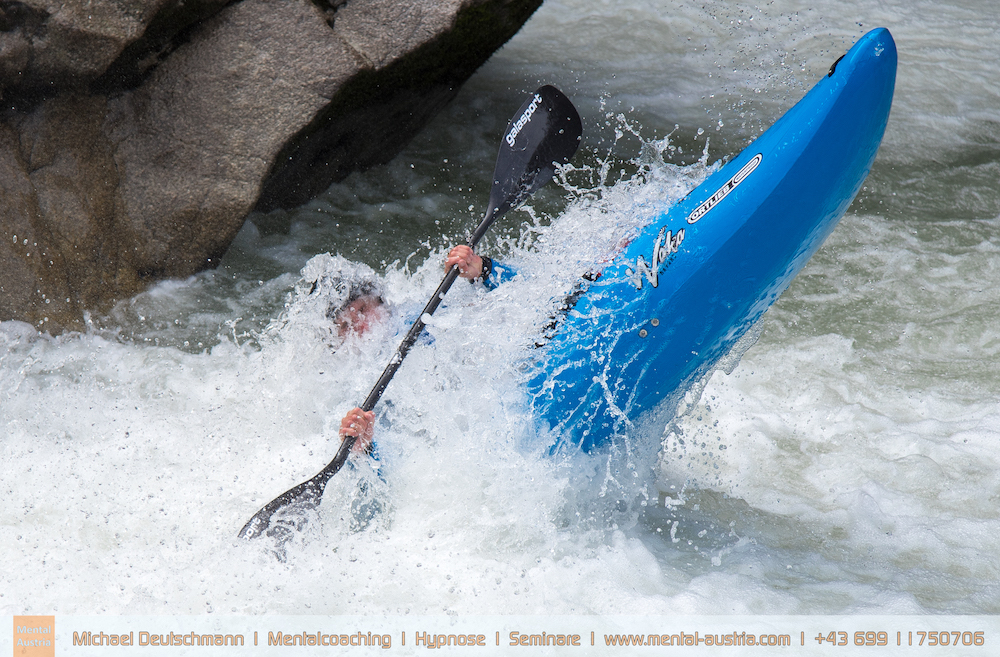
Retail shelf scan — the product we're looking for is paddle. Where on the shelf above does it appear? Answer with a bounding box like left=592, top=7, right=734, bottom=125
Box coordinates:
left=239, top=85, right=582, bottom=542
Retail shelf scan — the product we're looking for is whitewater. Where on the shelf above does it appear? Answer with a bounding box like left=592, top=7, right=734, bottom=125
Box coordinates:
left=3, top=0, right=999, bottom=626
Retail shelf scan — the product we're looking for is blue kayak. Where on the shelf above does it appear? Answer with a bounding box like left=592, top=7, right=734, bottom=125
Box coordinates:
left=529, top=28, right=897, bottom=452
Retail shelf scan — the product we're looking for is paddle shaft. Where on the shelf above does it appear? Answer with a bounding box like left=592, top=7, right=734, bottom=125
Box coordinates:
left=361, top=208, right=498, bottom=412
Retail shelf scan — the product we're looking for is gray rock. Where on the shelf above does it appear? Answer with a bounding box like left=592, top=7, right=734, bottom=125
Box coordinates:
left=0, top=0, right=542, bottom=332
left=0, top=0, right=231, bottom=99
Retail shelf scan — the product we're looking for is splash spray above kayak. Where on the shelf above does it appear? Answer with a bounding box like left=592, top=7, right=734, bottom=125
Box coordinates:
left=529, top=28, right=897, bottom=452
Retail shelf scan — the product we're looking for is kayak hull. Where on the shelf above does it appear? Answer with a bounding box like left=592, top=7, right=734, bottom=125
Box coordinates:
left=530, top=28, right=897, bottom=452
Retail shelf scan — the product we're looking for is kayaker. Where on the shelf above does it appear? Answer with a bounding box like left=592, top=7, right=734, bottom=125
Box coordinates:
left=337, top=244, right=505, bottom=453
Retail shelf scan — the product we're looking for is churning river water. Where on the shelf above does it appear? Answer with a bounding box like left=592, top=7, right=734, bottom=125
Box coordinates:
left=3, top=0, right=1000, bottom=635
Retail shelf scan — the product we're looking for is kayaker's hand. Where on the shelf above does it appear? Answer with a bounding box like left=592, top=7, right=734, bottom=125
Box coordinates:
left=339, top=407, right=375, bottom=454
left=445, top=245, right=483, bottom=280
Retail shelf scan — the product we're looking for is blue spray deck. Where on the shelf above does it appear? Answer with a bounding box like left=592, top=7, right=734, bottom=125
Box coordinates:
left=530, top=28, right=897, bottom=452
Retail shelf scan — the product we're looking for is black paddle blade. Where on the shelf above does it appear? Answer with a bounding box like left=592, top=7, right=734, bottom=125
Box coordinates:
left=478, top=85, right=582, bottom=239
left=238, top=436, right=354, bottom=542
left=237, top=481, right=323, bottom=560
left=237, top=479, right=322, bottom=541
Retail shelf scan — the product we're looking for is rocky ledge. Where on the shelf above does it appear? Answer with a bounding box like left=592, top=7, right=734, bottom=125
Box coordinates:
left=0, top=0, right=541, bottom=332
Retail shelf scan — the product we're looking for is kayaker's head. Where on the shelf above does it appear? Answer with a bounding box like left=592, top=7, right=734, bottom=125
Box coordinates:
left=298, top=254, right=388, bottom=338
left=329, top=284, right=386, bottom=336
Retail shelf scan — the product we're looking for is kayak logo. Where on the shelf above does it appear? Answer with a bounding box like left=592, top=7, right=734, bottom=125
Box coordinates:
left=686, top=153, right=762, bottom=224
left=506, top=94, right=543, bottom=147
left=629, top=226, right=685, bottom=289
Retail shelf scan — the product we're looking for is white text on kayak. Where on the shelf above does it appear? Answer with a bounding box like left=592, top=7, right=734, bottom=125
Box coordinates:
left=687, top=153, right=763, bottom=224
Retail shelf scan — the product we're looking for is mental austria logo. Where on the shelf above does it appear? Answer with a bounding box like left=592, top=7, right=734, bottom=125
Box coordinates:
left=13, top=616, right=54, bottom=657
left=686, top=153, right=763, bottom=225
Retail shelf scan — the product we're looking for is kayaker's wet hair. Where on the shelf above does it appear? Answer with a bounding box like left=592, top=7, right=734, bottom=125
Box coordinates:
left=319, top=278, right=386, bottom=321
left=288, top=253, right=388, bottom=335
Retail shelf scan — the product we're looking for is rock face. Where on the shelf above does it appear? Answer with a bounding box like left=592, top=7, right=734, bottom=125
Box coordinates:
left=0, top=0, right=542, bottom=332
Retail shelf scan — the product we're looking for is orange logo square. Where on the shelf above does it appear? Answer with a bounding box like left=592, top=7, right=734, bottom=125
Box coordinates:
left=13, top=616, right=54, bottom=657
